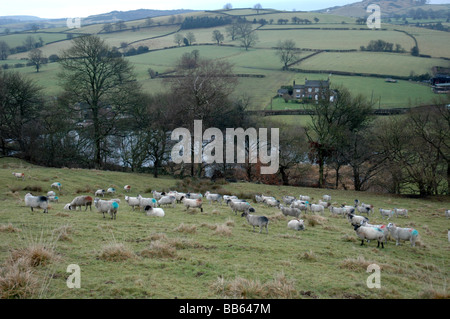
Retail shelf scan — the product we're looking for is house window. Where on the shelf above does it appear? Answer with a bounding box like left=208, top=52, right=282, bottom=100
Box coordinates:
left=296, top=95, right=300, bottom=98
left=315, top=88, right=319, bottom=92
left=296, top=89, right=300, bottom=93
left=308, top=88, right=312, bottom=93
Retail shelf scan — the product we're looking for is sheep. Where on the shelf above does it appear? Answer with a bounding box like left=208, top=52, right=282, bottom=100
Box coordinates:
left=360, top=220, right=389, bottom=244
left=24, top=193, right=48, bottom=214
left=446, top=210, right=450, bottom=219
left=138, top=195, right=157, bottom=211
left=224, top=195, right=238, bottom=202
left=288, top=219, right=305, bottom=231
left=264, top=198, right=281, bottom=208
left=174, top=191, right=187, bottom=203
left=394, top=208, right=408, bottom=218
left=329, top=206, right=346, bottom=217
left=323, top=195, right=331, bottom=202
left=106, top=187, right=116, bottom=195
left=125, top=196, right=140, bottom=211
left=151, top=190, right=165, bottom=200
left=299, top=195, right=311, bottom=201
left=64, top=203, right=71, bottom=210
left=341, top=205, right=355, bottom=215
left=318, top=200, right=330, bottom=208
left=94, top=198, right=118, bottom=220
left=158, top=195, right=176, bottom=208
left=12, top=172, right=25, bottom=180
left=241, top=211, right=269, bottom=234
left=51, top=182, right=62, bottom=191
left=47, top=191, right=56, bottom=197
left=124, top=185, right=131, bottom=193
left=48, top=196, right=59, bottom=203
left=144, top=205, right=165, bottom=217
left=379, top=208, right=395, bottom=220
left=186, top=192, right=203, bottom=200
left=309, top=203, right=325, bottom=215
left=290, top=200, right=309, bottom=214
left=255, top=195, right=264, bottom=203
left=95, top=189, right=105, bottom=197
left=353, top=224, right=385, bottom=248
left=228, top=199, right=253, bottom=215
left=279, top=204, right=301, bottom=218
left=180, top=196, right=203, bottom=212
left=204, top=191, right=223, bottom=205
left=282, top=196, right=296, bottom=206
left=69, top=195, right=93, bottom=211
left=347, top=213, right=369, bottom=226
left=386, top=223, right=419, bottom=247
left=356, top=204, right=371, bottom=216
left=110, top=198, right=121, bottom=203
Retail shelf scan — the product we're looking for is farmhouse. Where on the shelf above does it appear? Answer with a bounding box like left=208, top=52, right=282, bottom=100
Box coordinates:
left=281, top=78, right=335, bottom=102
left=431, top=74, right=450, bottom=94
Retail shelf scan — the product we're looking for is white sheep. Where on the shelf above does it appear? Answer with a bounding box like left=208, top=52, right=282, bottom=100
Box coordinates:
left=69, top=195, right=93, bottom=211
left=158, top=195, right=176, bottom=208
left=241, top=211, right=269, bottom=234
left=138, top=195, right=157, bottom=211
left=379, top=208, right=394, bottom=220
left=279, top=204, right=301, bottom=218
left=125, top=195, right=140, bottom=211
left=204, top=191, right=223, bottom=205
left=228, top=199, right=253, bottom=215
left=94, top=198, right=119, bottom=220
left=287, top=219, right=305, bottom=231
left=144, top=205, right=165, bottom=217
left=174, top=191, right=187, bottom=203
left=47, top=191, right=56, bottom=197
left=318, top=200, right=329, bottom=208
left=347, top=213, right=369, bottom=226
left=394, top=208, right=408, bottom=218
left=342, top=205, right=355, bottom=215
left=187, top=192, right=203, bottom=200
left=309, top=203, right=324, bottom=215
left=124, top=185, right=131, bottom=193
left=446, top=210, right=450, bottom=219
left=95, top=189, right=105, bottom=197
left=356, top=204, right=371, bottom=216
left=24, top=193, right=48, bottom=214
left=353, top=224, right=385, bottom=248
left=64, top=203, right=71, bottom=210
left=224, top=195, right=238, bottom=202
left=152, top=190, right=165, bottom=200
left=299, top=195, right=311, bottom=201
left=48, top=196, right=59, bottom=203
left=387, top=223, right=419, bottom=247
left=282, top=196, right=296, bottom=205
left=51, top=182, right=62, bottom=191
left=181, top=197, right=203, bottom=212
left=264, top=198, right=281, bottom=208
left=329, top=206, right=346, bottom=217
left=290, top=200, right=309, bottom=214
left=255, top=195, right=264, bottom=203
left=12, top=172, right=25, bottom=180
left=323, top=195, right=331, bottom=202
left=106, top=187, right=116, bottom=195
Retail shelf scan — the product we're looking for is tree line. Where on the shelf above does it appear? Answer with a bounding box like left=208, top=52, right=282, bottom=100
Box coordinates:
left=0, top=34, right=448, bottom=196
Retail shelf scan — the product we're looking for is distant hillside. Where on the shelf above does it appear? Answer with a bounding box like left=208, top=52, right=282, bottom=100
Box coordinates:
left=319, top=0, right=450, bottom=17
left=0, top=15, right=42, bottom=25
left=79, top=9, right=197, bottom=24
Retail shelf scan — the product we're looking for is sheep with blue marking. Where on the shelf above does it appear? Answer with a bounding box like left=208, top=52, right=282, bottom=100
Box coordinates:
left=24, top=193, right=48, bottom=214
left=95, top=189, right=105, bottom=197
left=204, top=191, right=223, bottom=205
left=138, top=195, right=157, bottom=211
left=290, top=200, right=309, bottom=214
left=158, top=195, right=176, bottom=208
left=106, top=187, right=116, bottom=195
left=228, top=199, right=253, bottom=215
left=241, top=210, right=269, bottom=234
left=387, top=223, right=419, bottom=247
left=94, top=198, right=119, bottom=220
left=353, top=224, right=386, bottom=248
left=187, top=192, right=203, bottom=200
left=51, top=182, right=62, bottom=191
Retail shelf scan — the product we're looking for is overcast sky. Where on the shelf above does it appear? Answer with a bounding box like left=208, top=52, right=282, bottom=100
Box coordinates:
left=1, top=0, right=449, bottom=19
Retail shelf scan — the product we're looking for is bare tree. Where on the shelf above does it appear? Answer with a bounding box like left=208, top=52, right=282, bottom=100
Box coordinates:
left=212, top=30, right=225, bottom=45
left=254, top=3, right=263, bottom=14
left=275, top=40, right=300, bottom=70
left=185, top=32, right=196, bottom=46
left=0, top=41, right=10, bottom=60
left=28, top=48, right=45, bottom=73
left=223, top=3, right=233, bottom=10
left=235, top=22, right=258, bottom=51
left=174, top=33, right=184, bottom=46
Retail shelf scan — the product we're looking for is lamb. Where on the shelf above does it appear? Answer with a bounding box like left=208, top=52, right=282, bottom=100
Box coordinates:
left=124, top=185, right=131, bottom=193
left=138, top=195, right=157, bottom=211
left=151, top=190, right=165, bottom=200
left=279, top=204, right=301, bottom=218
left=347, top=213, right=369, bottom=226
left=228, top=199, right=253, bottom=215
left=387, top=223, right=419, bottom=247
left=51, top=182, right=62, bottom=191
left=309, top=203, right=324, bottom=215
left=180, top=196, right=203, bottom=212
left=69, top=195, right=93, bottom=211
left=24, top=193, right=48, bottom=214
left=353, top=224, right=385, bottom=248
left=299, top=195, right=311, bottom=201
left=329, top=206, right=346, bottom=217
left=144, top=205, right=165, bottom=217
left=125, top=196, right=140, bottom=211
left=106, top=187, right=116, bottom=195
left=241, top=211, right=269, bottom=234
left=288, top=219, right=305, bottom=231
left=95, top=189, right=105, bottom=197
left=379, top=208, right=395, bottom=220
left=94, top=198, right=118, bottom=220
left=204, top=191, right=223, bottom=205
left=158, top=195, right=176, bottom=208
left=394, top=208, right=408, bottom=218
left=12, top=172, right=25, bottom=180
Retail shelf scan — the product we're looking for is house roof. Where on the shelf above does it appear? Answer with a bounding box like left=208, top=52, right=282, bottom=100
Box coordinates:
left=293, top=79, right=329, bottom=89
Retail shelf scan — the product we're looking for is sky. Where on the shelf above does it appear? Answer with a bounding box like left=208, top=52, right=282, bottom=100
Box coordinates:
left=0, top=0, right=449, bottom=19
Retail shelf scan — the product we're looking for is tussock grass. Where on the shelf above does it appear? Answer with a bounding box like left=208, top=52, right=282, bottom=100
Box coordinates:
left=140, top=240, right=177, bottom=259
left=0, top=258, right=39, bottom=299
left=0, top=223, right=21, bottom=233
left=99, top=243, right=135, bottom=262
left=174, top=223, right=197, bottom=234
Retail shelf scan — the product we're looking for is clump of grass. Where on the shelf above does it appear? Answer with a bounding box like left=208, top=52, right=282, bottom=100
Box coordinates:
left=55, top=212, right=70, bottom=217
left=211, top=272, right=298, bottom=299
left=0, top=258, right=39, bottom=299
left=419, top=288, right=450, bottom=299
left=340, top=255, right=374, bottom=271
left=214, top=224, right=232, bottom=237
left=75, top=185, right=95, bottom=194
left=141, top=240, right=177, bottom=259
left=305, top=215, right=326, bottom=227
left=99, top=243, right=135, bottom=262
left=53, top=225, right=72, bottom=242
left=0, top=223, right=21, bottom=233
left=299, top=250, right=317, bottom=261
left=174, top=223, right=197, bottom=234
left=22, top=185, right=42, bottom=192
left=11, top=244, right=56, bottom=268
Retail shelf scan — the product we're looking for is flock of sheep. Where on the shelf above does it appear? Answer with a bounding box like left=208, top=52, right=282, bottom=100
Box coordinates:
left=16, top=171, right=450, bottom=248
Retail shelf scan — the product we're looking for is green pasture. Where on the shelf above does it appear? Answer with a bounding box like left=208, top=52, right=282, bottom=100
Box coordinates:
left=0, top=32, right=68, bottom=48
left=0, top=158, right=448, bottom=299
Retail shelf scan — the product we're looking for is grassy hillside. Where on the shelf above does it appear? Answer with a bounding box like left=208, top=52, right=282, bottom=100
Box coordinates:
left=0, top=158, right=449, bottom=299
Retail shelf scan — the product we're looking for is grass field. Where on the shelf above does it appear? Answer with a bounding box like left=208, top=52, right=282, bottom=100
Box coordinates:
left=0, top=157, right=449, bottom=299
